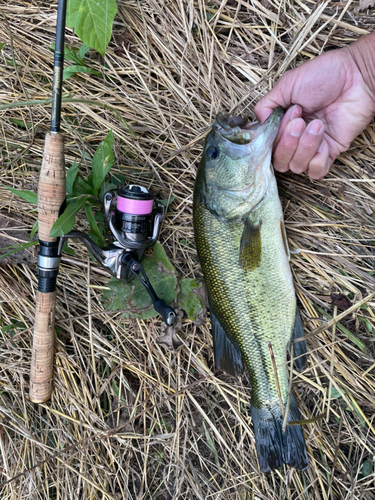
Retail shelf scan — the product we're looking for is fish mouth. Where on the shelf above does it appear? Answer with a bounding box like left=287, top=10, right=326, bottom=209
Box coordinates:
left=215, top=107, right=284, bottom=146
left=215, top=114, right=259, bottom=144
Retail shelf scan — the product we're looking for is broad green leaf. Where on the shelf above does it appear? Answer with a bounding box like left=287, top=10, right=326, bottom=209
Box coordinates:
left=102, top=242, right=178, bottom=320
left=0, top=43, right=5, bottom=51
left=85, top=205, right=104, bottom=247
left=92, top=130, right=114, bottom=196
left=66, top=0, right=118, bottom=56
left=50, top=196, right=89, bottom=237
left=30, top=220, right=38, bottom=241
left=4, top=187, right=37, bottom=205
left=63, top=64, right=102, bottom=81
left=178, top=278, right=204, bottom=320
left=66, top=161, right=79, bottom=196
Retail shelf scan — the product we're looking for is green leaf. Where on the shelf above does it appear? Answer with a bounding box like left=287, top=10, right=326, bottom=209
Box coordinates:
left=66, top=0, right=118, bottom=56
left=178, top=278, right=204, bottom=320
left=102, top=242, right=178, bottom=319
left=63, top=64, right=102, bottom=81
left=360, top=460, right=373, bottom=478
left=157, top=195, right=175, bottom=207
left=30, top=220, right=38, bottom=241
left=73, top=175, right=93, bottom=196
left=85, top=205, right=104, bottom=247
left=329, top=386, right=346, bottom=400
left=316, top=306, right=367, bottom=352
left=50, top=196, right=89, bottom=237
left=78, top=43, right=91, bottom=60
left=4, top=187, right=37, bottom=205
left=92, top=130, right=114, bottom=196
left=98, top=181, right=117, bottom=202
left=0, top=241, right=38, bottom=261
left=66, top=162, right=79, bottom=196
left=359, top=316, right=373, bottom=333
left=9, top=118, right=29, bottom=129
left=51, top=43, right=83, bottom=64
left=62, top=240, right=76, bottom=256
left=0, top=43, right=5, bottom=51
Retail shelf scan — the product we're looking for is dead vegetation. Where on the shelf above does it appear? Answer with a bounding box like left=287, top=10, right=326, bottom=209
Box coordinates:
left=1, top=0, right=375, bottom=498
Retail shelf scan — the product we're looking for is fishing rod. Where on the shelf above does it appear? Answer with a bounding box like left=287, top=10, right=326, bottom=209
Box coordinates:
left=29, top=0, right=67, bottom=403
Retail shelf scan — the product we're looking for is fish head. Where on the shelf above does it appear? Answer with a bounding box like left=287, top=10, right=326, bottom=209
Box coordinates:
left=198, top=107, right=283, bottom=220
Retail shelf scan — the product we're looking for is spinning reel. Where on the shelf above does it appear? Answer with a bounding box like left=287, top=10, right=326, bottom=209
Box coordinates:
left=59, top=185, right=177, bottom=326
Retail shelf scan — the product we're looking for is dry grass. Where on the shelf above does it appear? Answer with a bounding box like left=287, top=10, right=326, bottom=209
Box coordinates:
left=1, top=0, right=375, bottom=498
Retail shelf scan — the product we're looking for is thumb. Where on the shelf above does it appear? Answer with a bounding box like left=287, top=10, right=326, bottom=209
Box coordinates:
left=254, top=73, right=295, bottom=123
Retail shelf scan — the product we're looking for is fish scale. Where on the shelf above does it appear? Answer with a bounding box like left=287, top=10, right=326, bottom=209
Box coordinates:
left=193, top=108, right=309, bottom=472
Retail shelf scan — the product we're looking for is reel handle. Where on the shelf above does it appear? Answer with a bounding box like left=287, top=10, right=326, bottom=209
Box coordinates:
left=122, top=252, right=177, bottom=326
left=153, top=299, right=177, bottom=327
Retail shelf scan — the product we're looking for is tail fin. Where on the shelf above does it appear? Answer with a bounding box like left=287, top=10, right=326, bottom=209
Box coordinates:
left=251, top=395, right=309, bottom=473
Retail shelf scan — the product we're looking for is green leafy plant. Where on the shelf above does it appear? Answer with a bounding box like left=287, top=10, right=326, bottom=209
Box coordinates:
left=50, top=130, right=115, bottom=242
left=66, top=0, right=118, bottom=56
left=50, top=42, right=102, bottom=80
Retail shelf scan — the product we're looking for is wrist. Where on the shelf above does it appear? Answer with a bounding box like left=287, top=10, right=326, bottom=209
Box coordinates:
left=346, top=33, right=375, bottom=103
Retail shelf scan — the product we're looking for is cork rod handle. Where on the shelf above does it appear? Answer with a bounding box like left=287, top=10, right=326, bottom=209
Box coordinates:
left=30, top=133, right=66, bottom=403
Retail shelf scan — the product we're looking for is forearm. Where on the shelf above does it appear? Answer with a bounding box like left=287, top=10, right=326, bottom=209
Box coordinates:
left=347, top=32, right=375, bottom=100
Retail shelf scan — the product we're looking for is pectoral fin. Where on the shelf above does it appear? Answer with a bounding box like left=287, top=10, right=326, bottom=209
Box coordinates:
left=210, top=303, right=243, bottom=377
left=239, top=218, right=262, bottom=271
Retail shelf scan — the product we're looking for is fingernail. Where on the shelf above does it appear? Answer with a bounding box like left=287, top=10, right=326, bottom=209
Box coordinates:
left=290, top=118, right=304, bottom=138
left=289, top=105, right=301, bottom=121
left=308, top=120, right=323, bottom=135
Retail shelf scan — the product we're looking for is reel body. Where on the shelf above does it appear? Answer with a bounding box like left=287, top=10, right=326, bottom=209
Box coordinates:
left=59, top=185, right=176, bottom=326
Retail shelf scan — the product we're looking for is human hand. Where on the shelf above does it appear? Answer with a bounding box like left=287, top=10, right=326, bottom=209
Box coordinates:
left=254, top=34, right=375, bottom=179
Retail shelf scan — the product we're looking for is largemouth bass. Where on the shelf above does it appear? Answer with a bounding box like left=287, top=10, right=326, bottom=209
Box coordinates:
left=193, top=108, right=309, bottom=472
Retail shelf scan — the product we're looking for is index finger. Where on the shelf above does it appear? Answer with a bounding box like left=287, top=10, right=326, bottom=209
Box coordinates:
left=254, top=72, right=296, bottom=123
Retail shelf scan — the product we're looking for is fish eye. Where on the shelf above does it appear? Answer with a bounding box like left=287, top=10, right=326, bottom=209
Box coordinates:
left=206, top=146, right=219, bottom=159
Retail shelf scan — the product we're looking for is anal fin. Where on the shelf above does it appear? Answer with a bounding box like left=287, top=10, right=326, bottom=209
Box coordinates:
left=210, top=305, right=243, bottom=377
left=290, top=309, right=308, bottom=371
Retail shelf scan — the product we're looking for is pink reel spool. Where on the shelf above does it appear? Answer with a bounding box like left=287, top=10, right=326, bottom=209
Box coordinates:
left=117, top=185, right=154, bottom=215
